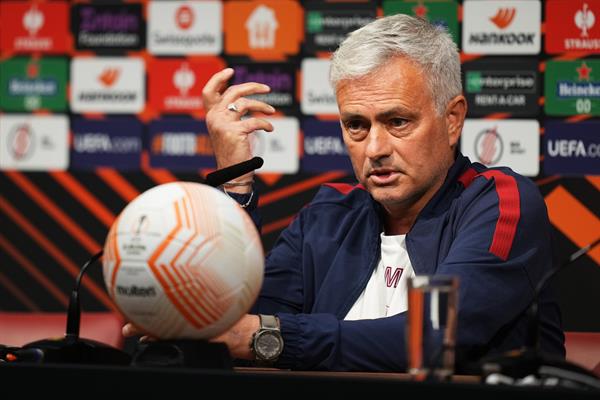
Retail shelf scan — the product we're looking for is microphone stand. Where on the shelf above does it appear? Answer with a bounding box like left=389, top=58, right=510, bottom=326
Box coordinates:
left=480, top=238, right=600, bottom=390
left=23, top=250, right=131, bottom=365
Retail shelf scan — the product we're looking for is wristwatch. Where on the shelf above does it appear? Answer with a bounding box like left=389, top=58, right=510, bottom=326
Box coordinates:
left=250, top=314, right=283, bottom=364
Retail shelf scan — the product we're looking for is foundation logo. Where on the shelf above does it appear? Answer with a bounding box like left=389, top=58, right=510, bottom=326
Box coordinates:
left=461, top=119, right=539, bottom=176
left=546, top=1, right=600, bottom=53
left=0, top=115, right=69, bottom=171
left=0, top=1, right=70, bottom=53
left=71, top=57, right=145, bottom=114
left=72, top=4, right=144, bottom=51
left=462, top=0, right=540, bottom=55
left=0, top=57, right=67, bottom=112
left=224, top=0, right=303, bottom=60
left=545, top=60, right=600, bottom=116
left=463, top=58, right=539, bottom=116
left=148, top=1, right=222, bottom=55
left=230, top=62, right=296, bottom=111
left=383, top=0, right=459, bottom=44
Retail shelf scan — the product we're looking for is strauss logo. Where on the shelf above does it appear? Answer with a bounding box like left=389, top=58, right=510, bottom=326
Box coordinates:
left=173, top=63, right=195, bottom=96
left=23, top=4, right=44, bottom=36
left=575, top=2, right=595, bottom=38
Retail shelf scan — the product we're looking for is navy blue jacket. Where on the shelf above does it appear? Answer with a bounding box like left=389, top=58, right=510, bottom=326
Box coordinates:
left=249, top=154, right=564, bottom=371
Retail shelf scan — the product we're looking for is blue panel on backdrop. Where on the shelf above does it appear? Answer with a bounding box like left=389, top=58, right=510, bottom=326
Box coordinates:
left=301, top=118, right=352, bottom=172
left=544, top=120, right=600, bottom=176
left=148, top=118, right=215, bottom=171
left=71, top=117, right=142, bottom=170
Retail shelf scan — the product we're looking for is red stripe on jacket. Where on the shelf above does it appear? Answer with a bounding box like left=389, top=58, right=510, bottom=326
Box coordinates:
left=458, top=168, right=520, bottom=261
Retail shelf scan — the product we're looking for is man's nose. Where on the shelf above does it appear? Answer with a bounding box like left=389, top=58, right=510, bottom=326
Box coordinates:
left=365, top=124, right=393, bottom=160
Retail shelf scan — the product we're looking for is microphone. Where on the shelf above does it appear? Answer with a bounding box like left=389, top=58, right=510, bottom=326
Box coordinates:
left=22, top=250, right=131, bottom=365
left=480, top=238, right=600, bottom=389
left=205, top=156, right=264, bottom=187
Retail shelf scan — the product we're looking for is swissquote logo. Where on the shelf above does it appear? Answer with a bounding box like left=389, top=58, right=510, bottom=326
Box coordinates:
left=148, top=1, right=222, bottom=55
left=0, top=115, right=69, bottom=171
left=301, top=58, right=338, bottom=115
left=71, top=57, right=144, bottom=114
left=0, top=2, right=70, bottom=53
left=462, top=0, right=540, bottom=54
left=544, top=59, right=600, bottom=116
left=461, top=119, right=539, bottom=176
left=546, top=1, right=600, bottom=53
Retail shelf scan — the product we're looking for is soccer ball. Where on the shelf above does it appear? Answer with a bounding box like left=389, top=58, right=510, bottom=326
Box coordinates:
left=102, top=182, right=264, bottom=339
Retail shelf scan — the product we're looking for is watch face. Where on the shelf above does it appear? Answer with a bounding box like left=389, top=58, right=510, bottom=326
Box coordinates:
left=256, top=331, right=283, bottom=361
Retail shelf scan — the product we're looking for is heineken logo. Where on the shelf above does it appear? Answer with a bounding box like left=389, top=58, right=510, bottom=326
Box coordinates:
left=545, top=60, right=600, bottom=115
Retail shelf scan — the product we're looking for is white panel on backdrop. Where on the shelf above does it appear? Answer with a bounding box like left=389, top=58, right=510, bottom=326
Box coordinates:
left=252, top=117, right=299, bottom=174
left=301, top=58, right=338, bottom=115
left=0, top=114, right=69, bottom=170
left=71, top=57, right=145, bottom=114
left=461, top=119, right=539, bottom=177
left=462, top=0, right=541, bottom=55
left=148, top=1, right=222, bottom=55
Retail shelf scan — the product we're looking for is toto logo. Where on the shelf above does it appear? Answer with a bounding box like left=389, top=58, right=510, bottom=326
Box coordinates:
left=474, top=126, right=503, bottom=165
left=9, top=123, right=34, bottom=160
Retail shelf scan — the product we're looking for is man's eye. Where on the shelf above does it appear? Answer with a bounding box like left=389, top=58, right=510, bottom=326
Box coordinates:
left=346, top=120, right=365, bottom=132
left=389, top=118, right=407, bottom=128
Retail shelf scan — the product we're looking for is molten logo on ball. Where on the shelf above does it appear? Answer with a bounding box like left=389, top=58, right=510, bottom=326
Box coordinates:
left=103, top=182, right=264, bottom=339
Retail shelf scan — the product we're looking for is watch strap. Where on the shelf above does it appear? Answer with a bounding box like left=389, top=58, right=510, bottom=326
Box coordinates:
left=259, top=314, right=279, bottom=330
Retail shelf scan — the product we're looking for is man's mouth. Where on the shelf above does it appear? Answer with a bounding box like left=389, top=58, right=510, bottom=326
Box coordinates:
left=368, top=169, right=399, bottom=184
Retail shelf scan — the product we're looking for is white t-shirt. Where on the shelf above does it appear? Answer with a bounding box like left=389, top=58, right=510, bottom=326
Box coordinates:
left=344, top=233, right=415, bottom=320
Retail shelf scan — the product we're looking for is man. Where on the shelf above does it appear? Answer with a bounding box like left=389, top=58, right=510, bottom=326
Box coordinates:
left=126, top=14, right=564, bottom=371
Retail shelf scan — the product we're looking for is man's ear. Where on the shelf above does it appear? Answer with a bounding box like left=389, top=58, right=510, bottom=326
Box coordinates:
left=445, top=95, right=467, bottom=148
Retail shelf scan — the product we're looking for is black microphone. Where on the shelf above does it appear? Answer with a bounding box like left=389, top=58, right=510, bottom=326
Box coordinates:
left=22, top=250, right=131, bottom=365
left=480, top=238, right=600, bottom=389
left=205, top=156, right=264, bottom=188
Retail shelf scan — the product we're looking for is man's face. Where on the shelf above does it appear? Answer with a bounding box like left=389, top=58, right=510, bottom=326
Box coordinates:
left=336, top=56, right=465, bottom=216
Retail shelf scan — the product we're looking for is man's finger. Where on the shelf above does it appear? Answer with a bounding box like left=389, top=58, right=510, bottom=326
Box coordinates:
left=222, top=82, right=270, bottom=104
left=122, top=323, right=143, bottom=337
left=202, top=68, right=235, bottom=106
left=230, top=98, right=275, bottom=116
left=241, top=117, right=274, bottom=133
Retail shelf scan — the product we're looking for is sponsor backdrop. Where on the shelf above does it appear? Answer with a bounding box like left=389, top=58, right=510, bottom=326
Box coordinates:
left=0, top=0, right=598, bottom=332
